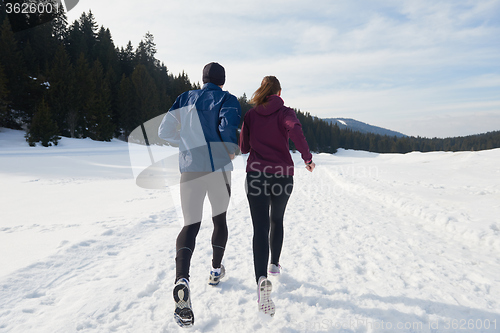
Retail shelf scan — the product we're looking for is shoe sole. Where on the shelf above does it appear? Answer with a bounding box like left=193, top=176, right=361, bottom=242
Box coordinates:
left=258, top=278, right=275, bottom=316
left=268, top=264, right=281, bottom=276
left=208, top=278, right=221, bottom=286
left=173, top=283, right=194, bottom=327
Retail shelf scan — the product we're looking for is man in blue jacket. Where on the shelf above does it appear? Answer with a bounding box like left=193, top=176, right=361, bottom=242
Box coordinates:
left=158, top=62, right=241, bottom=328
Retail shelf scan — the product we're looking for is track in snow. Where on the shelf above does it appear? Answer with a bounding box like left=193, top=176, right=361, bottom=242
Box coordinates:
left=1, top=138, right=499, bottom=332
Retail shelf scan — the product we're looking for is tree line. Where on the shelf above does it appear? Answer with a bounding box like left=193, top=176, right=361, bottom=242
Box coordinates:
left=0, top=2, right=197, bottom=146
left=1, top=3, right=499, bottom=152
left=295, top=110, right=500, bottom=154
left=238, top=95, right=500, bottom=154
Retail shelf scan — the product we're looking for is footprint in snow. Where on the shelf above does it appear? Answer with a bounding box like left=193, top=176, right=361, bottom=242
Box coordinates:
left=25, top=290, right=46, bottom=299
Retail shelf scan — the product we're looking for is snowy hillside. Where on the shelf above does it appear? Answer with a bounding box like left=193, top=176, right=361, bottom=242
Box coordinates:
left=1, top=127, right=499, bottom=333
left=323, top=118, right=407, bottom=137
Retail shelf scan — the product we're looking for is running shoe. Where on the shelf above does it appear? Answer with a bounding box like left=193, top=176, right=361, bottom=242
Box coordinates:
left=173, top=278, right=194, bottom=327
left=257, top=276, right=275, bottom=316
left=268, top=263, right=281, bottom=276
left=208, top=264, right=225, bottom=286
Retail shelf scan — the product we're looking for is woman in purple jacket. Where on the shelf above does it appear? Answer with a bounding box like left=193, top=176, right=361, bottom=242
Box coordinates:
left=239, top=76, right=315, bottom=316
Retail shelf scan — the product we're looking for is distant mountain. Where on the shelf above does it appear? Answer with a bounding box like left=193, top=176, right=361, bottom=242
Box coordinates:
left=323, top=118, right=407, bottom=137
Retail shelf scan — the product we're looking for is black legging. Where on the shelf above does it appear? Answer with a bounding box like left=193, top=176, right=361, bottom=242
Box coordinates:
left=175, top=212, right=228, bottom=282
left=246, top=171, right=293, bottom=283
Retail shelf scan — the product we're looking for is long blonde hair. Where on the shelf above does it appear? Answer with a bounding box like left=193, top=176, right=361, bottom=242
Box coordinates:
left=250, top=76, right=281, bottom=106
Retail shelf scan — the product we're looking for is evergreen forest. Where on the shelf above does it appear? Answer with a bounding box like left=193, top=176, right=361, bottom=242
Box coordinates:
left=1, top=2, right=499, bottom=152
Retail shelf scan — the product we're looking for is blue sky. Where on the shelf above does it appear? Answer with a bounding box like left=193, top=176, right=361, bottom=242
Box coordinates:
left=67, top=0, right=500, bottom=138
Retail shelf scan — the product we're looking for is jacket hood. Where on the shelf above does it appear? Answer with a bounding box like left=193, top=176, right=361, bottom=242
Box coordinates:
left=254, top=95, right=284, bottom=116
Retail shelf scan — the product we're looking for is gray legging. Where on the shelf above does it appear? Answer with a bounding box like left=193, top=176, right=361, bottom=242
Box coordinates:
left=175, top=171, right=231, bottom=282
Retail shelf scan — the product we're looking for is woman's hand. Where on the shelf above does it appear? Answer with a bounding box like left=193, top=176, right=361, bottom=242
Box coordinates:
left=305, top=161, right=315, bottom=172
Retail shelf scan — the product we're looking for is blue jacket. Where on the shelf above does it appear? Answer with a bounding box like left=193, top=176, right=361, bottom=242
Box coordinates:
left=158, top=83, right=241, bottom=172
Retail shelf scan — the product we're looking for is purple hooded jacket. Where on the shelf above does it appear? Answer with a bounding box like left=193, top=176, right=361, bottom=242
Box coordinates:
left=239, top=95, right=312, bottom=176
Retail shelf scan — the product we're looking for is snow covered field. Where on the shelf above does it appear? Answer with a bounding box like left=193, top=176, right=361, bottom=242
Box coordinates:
left=1, top=127, right=499, bottom=333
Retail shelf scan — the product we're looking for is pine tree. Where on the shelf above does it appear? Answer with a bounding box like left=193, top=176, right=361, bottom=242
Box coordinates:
left=119, top=41, right=135, bottom=77
left=143, top=32, right=157, bottom=60
left=136, top=32, right=158, bottom=69
left=66, top=11, right=99, bottom=63
left=238, top=93, right=252, bottom=126
left=304, top=126, right=317, bottom=152
left=26, top=99, right=60, bottom=147
left=105, top=67, right=121, bottom=137
left=117, top=74, right=137, bottom=137
left=331, top=123, right=340, bottom=151
left=94, top=27, right=120, bottom=135
left=79, top=11, right=99, bottom=61
left=171, top=71, right=193, bottom=100
left=0, top=64, right=9, bottom=125
left=86, top=60, right=114, bottom=141
left=154, top=63, right=173, bottom=115
left=66, top=20, right=83, bottom=62
left=14, top=1, right=60, bottom=76
left=73, top=53, right=93, bottom=137
left=131, top=64, right=159, bottom=124
left=48, top=44, right=76, bottom=136
left=0, top=19, right=28, bottom=128
left=95, top=27, right=119, bottom=75
left=51, top=3, right=69, bottom=43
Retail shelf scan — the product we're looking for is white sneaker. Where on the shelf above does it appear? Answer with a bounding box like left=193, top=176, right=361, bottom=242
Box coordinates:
left=208, top=264, right=225, bottom=286
left=257, top=276, right=275, bottom=316
left=268, top=263, right=281, bottom=276
left=173, top=278, right=194, bottom=327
